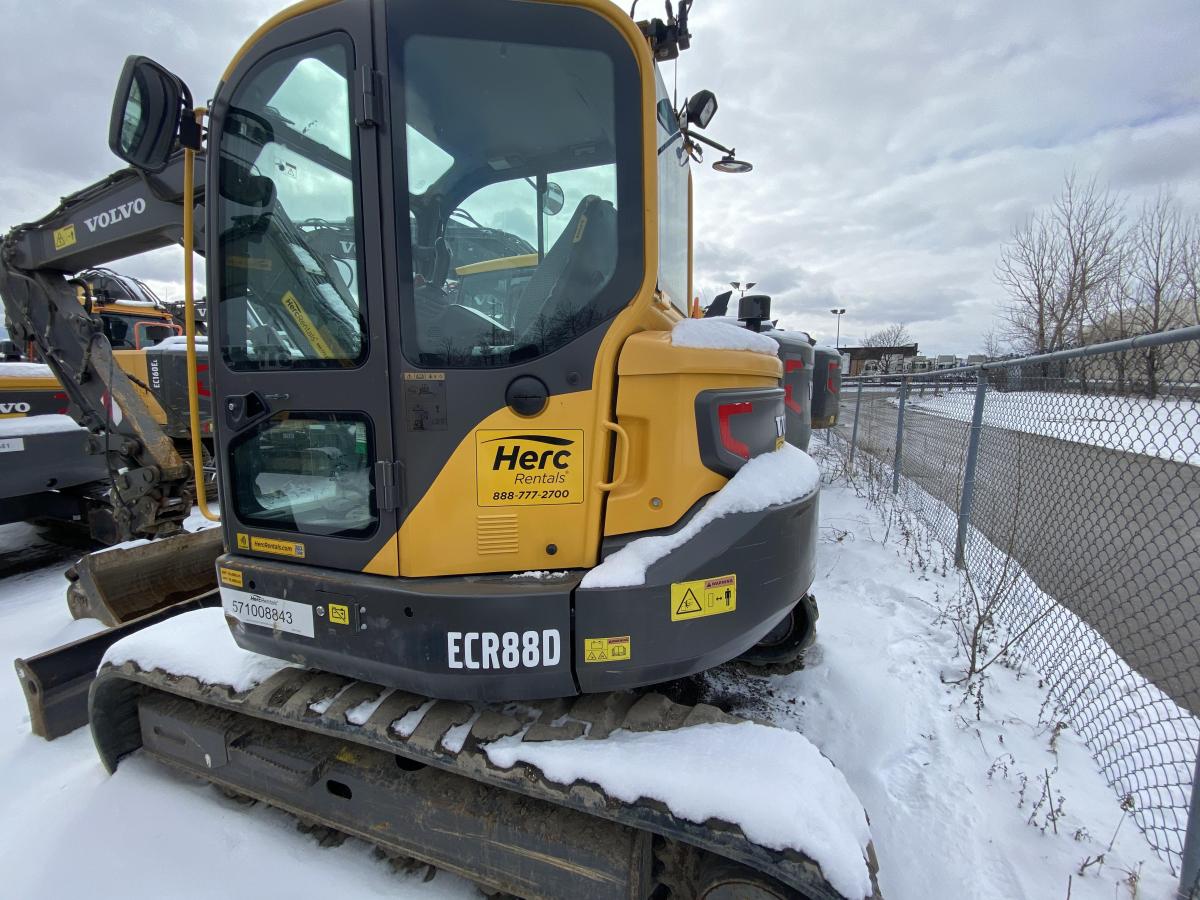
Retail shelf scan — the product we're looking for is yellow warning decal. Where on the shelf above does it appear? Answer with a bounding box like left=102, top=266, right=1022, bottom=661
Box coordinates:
left=328, top=603, right=350, bottom=626
left=280, top=290, right=336, bottom=359
left=249, top=535, right=307, bottom=558
left=584, top=635, right=631, bottom=663
left=671, top=574, right=737, bottom=622
left=235, top=532, right=250, bottom=550
left=476, top=429, right=584, bottom=507
left=228, top=255, right=272, bottom=271
left=218, top=566, right=244, bottom=588
left=53, top=224, right=77, bottom=251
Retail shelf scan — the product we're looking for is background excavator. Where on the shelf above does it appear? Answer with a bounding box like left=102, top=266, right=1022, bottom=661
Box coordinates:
left=0, top=268, right=204, bottom=531
left=5, top=1, right=875, bottom=897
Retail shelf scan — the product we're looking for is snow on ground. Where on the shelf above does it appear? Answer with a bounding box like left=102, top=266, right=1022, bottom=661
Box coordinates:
left=698, top=446, right=1177, bottom=900
left=888, top=388, right=1200, bottom=466
left=0, top=443, right=1183, bottom=898
left=0, top=522, right=479, bottom=900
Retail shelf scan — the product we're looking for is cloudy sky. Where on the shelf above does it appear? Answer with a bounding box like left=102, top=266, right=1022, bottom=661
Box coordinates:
left=2, top=0, right=1198, bottom=354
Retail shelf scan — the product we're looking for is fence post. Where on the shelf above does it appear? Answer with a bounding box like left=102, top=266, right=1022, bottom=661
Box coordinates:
left=1180, top=748, right=1200, bottom=899
left=892, top=377, right=908, bottom=494
left=954, top=373, right=988, bottom=568
left=849, top=378, right=864, bottom=467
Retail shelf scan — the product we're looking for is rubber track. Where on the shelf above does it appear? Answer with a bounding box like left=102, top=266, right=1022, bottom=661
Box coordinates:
left=92, top=663, right=878, bottom=900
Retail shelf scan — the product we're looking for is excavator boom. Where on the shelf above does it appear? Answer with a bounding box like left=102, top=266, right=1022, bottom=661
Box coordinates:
left=0, top=152, right=207, bottom=540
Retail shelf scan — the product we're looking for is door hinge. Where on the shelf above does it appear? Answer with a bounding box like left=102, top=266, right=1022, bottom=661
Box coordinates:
left=375, top=459, right=403, bottom=511
left=355, top=65, right=381, bottom=128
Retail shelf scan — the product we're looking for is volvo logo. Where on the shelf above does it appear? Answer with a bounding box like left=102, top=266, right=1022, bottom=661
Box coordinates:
left=84, top=197, right=147, bottom=233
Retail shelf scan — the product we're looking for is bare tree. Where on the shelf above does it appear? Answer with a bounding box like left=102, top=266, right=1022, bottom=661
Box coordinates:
left=997, top=210, right=1064, bottom=354
left=1183, top=213, right=1200, bottom=328
left=1052, top=173, right=1125, bottom=390
left=981, top=325, right=1006, bottom=359
left=1086, top=241, right=1137, bottom=391
left=997, top=173, right=1125, bottom=360
left=863, top=323, right=913, bottom=373
left=1129, top=190, right=1187, bottom=397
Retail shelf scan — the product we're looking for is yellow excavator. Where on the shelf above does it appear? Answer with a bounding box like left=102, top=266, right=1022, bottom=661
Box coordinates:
left=5, top=1, right=875, bottom=896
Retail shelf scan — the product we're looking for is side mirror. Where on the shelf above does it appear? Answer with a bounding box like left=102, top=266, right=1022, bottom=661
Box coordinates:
left=541, top=182, right=565, bottom=216
left=686, top=90, right=718, bottom=129
left=108, top=55, right=191, bottom=173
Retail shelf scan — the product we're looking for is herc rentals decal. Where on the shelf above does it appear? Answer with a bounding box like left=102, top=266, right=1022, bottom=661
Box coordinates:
left=476, top=429, right=584, bottom=507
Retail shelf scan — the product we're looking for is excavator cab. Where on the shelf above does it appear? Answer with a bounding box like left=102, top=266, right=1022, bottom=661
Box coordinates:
left=108, top=0, right=819, bottom=701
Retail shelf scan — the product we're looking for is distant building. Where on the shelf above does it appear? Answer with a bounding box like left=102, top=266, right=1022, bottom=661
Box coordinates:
left=840, top=344, right=919, bottom=376
left=936, top=354, right=957, bottom=370
left=966, top=354, right=986, bottom=366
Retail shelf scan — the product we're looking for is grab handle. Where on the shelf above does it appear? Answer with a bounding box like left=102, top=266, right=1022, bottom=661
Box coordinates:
left=597, top=421, right=629, bottom=492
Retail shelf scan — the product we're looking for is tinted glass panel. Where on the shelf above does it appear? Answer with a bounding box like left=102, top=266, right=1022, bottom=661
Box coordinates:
left=218, top=41, right=365, bottom=371
left=398, top=24, right=637, bottom=368
left=230, top=412, right=376, bottom=537
left=655, top=66, right=689, bottom=312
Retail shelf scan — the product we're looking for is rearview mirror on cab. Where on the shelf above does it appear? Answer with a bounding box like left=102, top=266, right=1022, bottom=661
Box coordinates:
left=108, top=55, right=192, bottom=173
left=686, top=90, right=718, bottom=129
left=541, top=182, right=565, bottom=216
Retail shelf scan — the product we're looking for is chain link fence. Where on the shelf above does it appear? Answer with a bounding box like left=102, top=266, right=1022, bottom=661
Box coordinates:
left=832, top=326, right=1200, bottom=887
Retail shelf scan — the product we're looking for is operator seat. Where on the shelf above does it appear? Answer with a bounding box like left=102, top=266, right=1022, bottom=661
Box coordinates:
left=512, top=195, right=617, bottom=349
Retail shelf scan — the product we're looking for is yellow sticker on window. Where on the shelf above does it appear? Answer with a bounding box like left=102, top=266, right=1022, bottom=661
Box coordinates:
left=476, top=429, right=584, bottom=507
left=280, top=290, right=337, bottom=359
left=328, top=603, right=350, bottom=626
left=584, top=635, right=631, bottom=663
left=249, top=535, right=306, bottom=558
left=228, top=255, right=272, bottom=271
left=218, top=566, right=244, bottom=588
left=670, top=574, right=737, bottom=622
left=53, top=224, right=77, bottom=250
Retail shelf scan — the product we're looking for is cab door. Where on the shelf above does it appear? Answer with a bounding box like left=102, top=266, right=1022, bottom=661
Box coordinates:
left=377, top=0, right=647, bottom=578
left=210, top=7, right=399, bottom=574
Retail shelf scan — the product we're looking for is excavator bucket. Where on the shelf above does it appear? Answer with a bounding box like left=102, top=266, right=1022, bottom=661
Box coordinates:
left=65, top=528, right=222, bottom=626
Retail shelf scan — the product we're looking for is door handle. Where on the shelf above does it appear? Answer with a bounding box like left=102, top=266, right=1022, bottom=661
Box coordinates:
left=597, top=421, right=629, bottom=492
left=224, top=391, right=271, bottom=431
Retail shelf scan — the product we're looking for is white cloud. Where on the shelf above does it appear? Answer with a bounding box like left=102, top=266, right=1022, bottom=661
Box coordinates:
left=1, top=0, right=1196, bottom=358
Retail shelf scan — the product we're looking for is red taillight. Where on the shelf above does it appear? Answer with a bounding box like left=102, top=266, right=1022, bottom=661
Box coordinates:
left=196, top=362, right=211, bottom=398
left=718, top=401, right=752, bottom=460
left=827, top=360, right=839, bottom=394
left=784, top=359, right=805, bottom=414
left=54, top=391, right=69, bottom=415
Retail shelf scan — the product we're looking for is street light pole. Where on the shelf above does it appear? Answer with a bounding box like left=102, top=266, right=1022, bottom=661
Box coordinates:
left=830, top=308, right=846, bottom=348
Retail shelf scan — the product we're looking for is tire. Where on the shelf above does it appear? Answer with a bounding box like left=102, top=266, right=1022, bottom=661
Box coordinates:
left=737, top=594, right=818, bottom=667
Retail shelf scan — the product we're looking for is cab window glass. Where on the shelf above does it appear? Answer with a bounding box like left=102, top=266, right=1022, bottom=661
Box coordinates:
left=230, top=412, right=376, bottom=537
left=655, top=66, right=689, bottom=311
left=398, top=26, right=638, bottom=368
left=217, top=40, right=365, bottom=371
